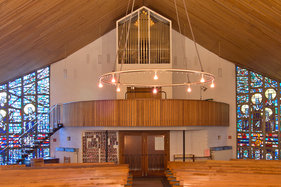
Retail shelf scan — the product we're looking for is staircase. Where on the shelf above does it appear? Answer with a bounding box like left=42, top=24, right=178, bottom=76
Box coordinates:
left=1, top=104, right=63, bottom=165
left=17, top=123, right=64, bottom=165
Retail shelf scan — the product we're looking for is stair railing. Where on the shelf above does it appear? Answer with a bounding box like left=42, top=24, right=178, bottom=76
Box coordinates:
left=0, top=104, right=62, bottom=153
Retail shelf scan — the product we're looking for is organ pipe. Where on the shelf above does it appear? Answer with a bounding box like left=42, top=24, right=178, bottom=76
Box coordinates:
left=117, top=7, right=171, bottom=64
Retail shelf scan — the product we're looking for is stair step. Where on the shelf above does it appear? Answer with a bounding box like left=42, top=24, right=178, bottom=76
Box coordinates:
left=22, top=153, right=29, bottom=158
left=25, top=149, right=35, bottom=154
left=17, top=159, right=25, bottom=163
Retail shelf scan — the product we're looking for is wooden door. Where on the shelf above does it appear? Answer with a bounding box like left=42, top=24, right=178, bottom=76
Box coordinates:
left=119, top=131, right=169, bottom=176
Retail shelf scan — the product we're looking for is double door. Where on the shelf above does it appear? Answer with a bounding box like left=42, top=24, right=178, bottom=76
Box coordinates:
left=119, top=131, right=169, bottom=176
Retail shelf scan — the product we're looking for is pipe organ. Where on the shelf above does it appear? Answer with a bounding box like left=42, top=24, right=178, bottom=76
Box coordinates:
left=117, top=7, right=171, bottom=64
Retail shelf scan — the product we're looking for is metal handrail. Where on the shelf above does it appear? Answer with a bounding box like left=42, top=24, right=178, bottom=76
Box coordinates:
left=0, top=104, right=60, bottom=153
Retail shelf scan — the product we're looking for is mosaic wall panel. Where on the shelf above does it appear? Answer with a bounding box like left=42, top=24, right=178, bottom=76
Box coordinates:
left=82, top=131, right=118, bottom=163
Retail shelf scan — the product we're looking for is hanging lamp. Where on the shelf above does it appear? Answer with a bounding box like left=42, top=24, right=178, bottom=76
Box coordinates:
left=98, top=0, right=215, bottom=93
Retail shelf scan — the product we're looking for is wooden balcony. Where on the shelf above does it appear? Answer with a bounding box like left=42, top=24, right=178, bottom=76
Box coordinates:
left=62, top=99, right=229, bottom=127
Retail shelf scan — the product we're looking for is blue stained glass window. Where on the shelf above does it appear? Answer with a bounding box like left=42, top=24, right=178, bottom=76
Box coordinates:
left=0, top=126, right=6, bottom=134
left=265, top=77, right=278, bottom=88
left=237, top=119, right=249, bottom=132
left=252, top=148, right=263, bottom=160
left=37, top=147, right=50, bottom=158
left=23, top=121, right=36, bottom=132
left=237, top=105, right=249, bottom=118
left=237, top=67, right=248, bottom=76
left=9, top=87, right=21, bottom=96
left=237, top=147, right=249, bottom=159
left=23, top=134, right=35, bottom=147
left=8, top=149, right=21, bottom=164
left=250, top=88, right=263, bottom=93
left=237, top=133, right=249, bottom=146
left=251, top=133, right=263, bottom=147
left=9, top=109, right=21, bottom=123
left=265, top=149, right=278, bottom=160
left=37, top=78, right=50, bottom=94
left=38, top=95, right=49, bottom=108
left=250, top=72, right=263, bottom=88
left=0, top=137, right=7, bottom=148
left=9, top=135, right=21, bottom=148
left=0, top=84, right=7, bottom=91
left=37, top=114, right=49, bottom=133
left=237, top=65, right=280, bottom=160
left=38, top=105, right=49, bottom=113
left=237, top=95, right=249, bottom=104
left=23, top=73, right=35, bottom=85
left=8, top=78, right=21, bottom=89
left=37, top=67, right=49, bottom=80
left=0, top=66, right=50, bottom=165
left=37, top=134, right=49, bottom=146
left=9, top=124, right=22, bottom=134
left=23, top=96, right=36, bottom=104
left=265, top=134, right=278, bottom=148
left=237, top=77, right=249, bottom=93
left=23, top=83, right=36, bottom=95
left=8, top=95, right=21, bottom=109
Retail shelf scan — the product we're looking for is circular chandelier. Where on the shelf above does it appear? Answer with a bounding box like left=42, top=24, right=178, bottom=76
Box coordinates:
left=98, top=0, right=215, bottom=94
left=99, top=69, right=215, bottom=93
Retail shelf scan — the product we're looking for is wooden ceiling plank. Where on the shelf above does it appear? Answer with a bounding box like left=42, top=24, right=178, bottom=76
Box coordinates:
left=226, top=0, right=281, bottom=43
left=147, top=1, right=280, bottom=79
left=0, top=0, right=142, bottom=83
left=192, top=0, right=281, bottom=61
left=1, top=0, right=281, bottom=83
left=146, top=0, right=258, bottom=68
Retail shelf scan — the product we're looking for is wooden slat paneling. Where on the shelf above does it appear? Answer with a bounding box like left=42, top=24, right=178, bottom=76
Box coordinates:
left=62, top=99, right=229, bottom=127
left=1, top=1, right=281, bottom=83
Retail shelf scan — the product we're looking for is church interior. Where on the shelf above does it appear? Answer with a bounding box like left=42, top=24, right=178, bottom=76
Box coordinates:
left=0, top=0, right=281, bottom=186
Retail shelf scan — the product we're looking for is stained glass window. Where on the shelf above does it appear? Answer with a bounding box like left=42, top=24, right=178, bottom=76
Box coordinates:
left=236, top=66, right=279, bottom=160
left=0, top=66, right=50, bottom=165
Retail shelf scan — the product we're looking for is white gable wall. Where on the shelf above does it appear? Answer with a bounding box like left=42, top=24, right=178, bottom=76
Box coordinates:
left=50, top=28, right=236, bottom=162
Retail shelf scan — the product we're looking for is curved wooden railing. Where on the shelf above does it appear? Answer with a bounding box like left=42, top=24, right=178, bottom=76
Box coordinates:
left=62, top=99, right=229, bottom=127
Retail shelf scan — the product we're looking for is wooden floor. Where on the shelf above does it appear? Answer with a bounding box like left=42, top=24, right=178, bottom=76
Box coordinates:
left=132, top=177, right=170, bottom=187
left=133, top=177, right=163, bottom=187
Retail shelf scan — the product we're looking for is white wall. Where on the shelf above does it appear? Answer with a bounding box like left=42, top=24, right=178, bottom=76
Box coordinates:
left=50, top=28, right=236, bottom=162
left=50, top=29, right=117, bottom=159
left=169, top=127, right=230, bottom=161
left=170, top=130, right=208, bottom=161
left=50, top=29, right=116, bottom=106
left=172, top=30, right=236, bottom=158
left=51, top=126, right=228, bottom=163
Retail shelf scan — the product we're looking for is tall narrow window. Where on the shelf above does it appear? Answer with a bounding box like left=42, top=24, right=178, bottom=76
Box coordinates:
left=236, top=66, right=279, bottom=160
left=0, top=66, right=50, bottom=164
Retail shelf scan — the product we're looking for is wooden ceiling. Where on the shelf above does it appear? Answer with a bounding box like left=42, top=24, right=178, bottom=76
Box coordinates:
left=0, top=0, right=281, bottom=83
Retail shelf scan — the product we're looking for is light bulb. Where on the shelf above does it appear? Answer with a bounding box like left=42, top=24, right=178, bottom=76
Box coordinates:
left=187, top=86, right=191, bottom=93
left=116, top=85, right=121, bottom=92
left=98, top=82, right=103, bottom=88
left=210, top=81, right=215, bottom=88
left=111, top=75, right=116, bottom=83
left=154, top=72, right=158, bottom=80
left=153, top=87, right=158, bottom=94
left=200, top=74, right=205, bottom=83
